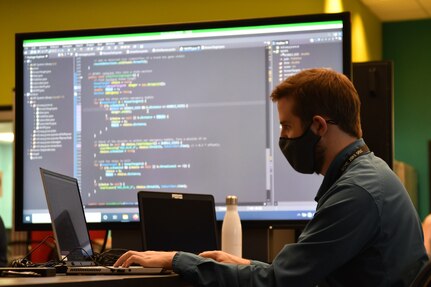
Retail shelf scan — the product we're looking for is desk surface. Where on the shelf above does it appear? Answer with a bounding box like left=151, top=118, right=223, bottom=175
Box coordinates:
left=0, top=273, right=193, bottom=287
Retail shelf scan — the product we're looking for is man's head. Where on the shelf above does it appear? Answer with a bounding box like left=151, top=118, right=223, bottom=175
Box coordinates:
left=271, top=68, right=362, bottom=138
left=271, top=68, right=362, bottom=175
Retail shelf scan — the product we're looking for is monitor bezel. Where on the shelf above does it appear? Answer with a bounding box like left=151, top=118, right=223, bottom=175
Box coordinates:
left=14, top=12, right=351, bottom=231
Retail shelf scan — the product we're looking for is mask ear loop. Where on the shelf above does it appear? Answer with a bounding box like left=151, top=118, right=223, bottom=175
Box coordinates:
left=308, top=116, right=324, bottom=137
left=310, top=116, right=337, bottom=137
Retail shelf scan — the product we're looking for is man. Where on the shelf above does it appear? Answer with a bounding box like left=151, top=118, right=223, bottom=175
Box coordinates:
left=115, top=68, right=428, bottom=286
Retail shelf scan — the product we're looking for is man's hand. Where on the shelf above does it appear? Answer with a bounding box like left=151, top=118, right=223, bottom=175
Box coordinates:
left=113, top=250, right=176, bottom=269
left=199, top=250, right=251, bottom=265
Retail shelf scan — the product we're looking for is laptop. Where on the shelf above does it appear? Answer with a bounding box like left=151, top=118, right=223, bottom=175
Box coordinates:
left=39, top=168, right=167, bottom=275
left=138, top=191, right=219, bottom=254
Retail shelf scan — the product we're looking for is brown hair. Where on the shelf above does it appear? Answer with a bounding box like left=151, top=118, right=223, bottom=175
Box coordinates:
left=271, top=68, right=362, bottom=138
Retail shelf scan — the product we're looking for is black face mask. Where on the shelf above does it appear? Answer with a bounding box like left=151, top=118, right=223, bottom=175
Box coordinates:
left=279, top=126, right=321, bottom=174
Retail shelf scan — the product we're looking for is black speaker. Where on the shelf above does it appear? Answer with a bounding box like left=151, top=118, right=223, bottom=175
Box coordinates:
left=353, top=61, right=394, bottom=169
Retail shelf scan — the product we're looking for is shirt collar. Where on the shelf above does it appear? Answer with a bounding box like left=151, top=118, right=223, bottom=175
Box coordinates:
left=315, top=138, right=366, bottom=202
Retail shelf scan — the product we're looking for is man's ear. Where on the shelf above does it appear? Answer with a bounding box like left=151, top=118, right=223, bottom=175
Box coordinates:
left=311, top=115, right=328, bottom=136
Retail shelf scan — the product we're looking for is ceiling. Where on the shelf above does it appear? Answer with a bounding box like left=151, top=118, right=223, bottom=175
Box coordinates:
left=360, top=0, right=431, bottom=21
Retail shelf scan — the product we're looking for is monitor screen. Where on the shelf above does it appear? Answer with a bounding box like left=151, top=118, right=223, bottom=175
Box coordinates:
left=15, top=12, right=351, bottom=230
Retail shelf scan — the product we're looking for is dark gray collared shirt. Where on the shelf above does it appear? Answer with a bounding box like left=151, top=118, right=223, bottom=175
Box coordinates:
left=173, top=139, right=428, bottom=286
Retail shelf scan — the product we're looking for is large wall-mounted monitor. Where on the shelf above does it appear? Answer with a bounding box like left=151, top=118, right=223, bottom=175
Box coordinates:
left=15, top=12, right=351, bottom=230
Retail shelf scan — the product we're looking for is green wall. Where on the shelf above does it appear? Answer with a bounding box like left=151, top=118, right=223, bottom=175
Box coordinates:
left=383, top=19, right=431, bottom=219
left=0, top=143, right=13, bottom=228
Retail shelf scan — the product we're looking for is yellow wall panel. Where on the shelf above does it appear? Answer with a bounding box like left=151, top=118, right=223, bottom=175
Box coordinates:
left=0, top=0, right=380, bottom=106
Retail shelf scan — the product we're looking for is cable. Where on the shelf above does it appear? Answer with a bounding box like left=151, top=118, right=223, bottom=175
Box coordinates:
left=92, top=248, right=128, bottom=266
left=100, top=230, right=109, bottom=253
left=59, top=247, right=126, bottom=270
left=10, top=235, right=55, bottom=267
left=11, top=238, right=127, bottom=268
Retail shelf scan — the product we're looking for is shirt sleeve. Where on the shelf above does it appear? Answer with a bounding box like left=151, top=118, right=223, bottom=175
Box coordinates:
left=172, top=251, right=275, bottom=287
left=173, top=184, right=379, bottom=287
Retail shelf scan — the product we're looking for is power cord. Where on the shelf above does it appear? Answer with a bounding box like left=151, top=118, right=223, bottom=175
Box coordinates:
left=92, top=248, right=128, bottom=266
left=11, top=236, right=127, bottom=269
left=10, top=235, right=55, bottom=267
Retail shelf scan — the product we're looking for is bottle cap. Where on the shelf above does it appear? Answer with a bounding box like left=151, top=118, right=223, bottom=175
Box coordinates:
left=226, top=195, right=238, bottom=205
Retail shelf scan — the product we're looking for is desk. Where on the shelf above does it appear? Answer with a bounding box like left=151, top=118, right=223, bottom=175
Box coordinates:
left=0, top=273, right=193, bottom=287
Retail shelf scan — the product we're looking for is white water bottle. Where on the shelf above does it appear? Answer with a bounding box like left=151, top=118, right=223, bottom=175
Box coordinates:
left=221, top=195, right=242, bottom=257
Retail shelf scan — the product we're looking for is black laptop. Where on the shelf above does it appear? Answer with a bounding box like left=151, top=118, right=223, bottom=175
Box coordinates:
left=138, top=191, right=219, bottom=254
left=39, top=168, right=167, bottom=275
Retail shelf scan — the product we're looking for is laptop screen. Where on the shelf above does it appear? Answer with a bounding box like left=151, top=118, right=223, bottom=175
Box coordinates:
left=40, top=168, right=93, bottom=261
left=138, top=191, right=219, bottom=254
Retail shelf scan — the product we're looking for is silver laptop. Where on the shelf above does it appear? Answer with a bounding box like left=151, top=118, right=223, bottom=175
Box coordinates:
left=39, top=168, right=167, bottom=275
